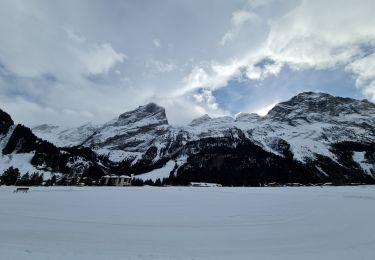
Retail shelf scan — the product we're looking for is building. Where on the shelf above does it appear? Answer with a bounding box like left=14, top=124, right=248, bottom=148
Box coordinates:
left=102, top=174, right=132, bottom=186
left=190, top=182, right=222, bottom=187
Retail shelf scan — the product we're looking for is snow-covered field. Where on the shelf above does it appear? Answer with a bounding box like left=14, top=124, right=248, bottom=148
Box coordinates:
left=1, top=186, right=375, bottom=260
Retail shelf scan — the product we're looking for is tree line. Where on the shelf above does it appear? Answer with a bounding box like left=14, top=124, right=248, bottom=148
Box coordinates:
left=0, top=167, right=45, bottom=186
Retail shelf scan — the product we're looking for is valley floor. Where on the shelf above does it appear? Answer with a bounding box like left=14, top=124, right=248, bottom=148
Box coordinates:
left=0, top=186, right=375, bottom=260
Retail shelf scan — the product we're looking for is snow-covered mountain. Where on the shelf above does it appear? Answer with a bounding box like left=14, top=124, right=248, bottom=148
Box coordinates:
left=10, top=92, right=375, bottom=185
left=32, top=123, right=97, bottom=147
left=82, top=102, right=171, bottom=163
left=0, top=109, right=107, bottom=182
left=246, top=92, right=375, bottom=161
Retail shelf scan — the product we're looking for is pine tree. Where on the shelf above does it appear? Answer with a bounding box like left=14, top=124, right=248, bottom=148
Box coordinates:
left=154, top=178, right=162, bottom=186
left=51, top=175, right=57, bottom=185
left=1, top=167, right=21, bottom=186
left=29, top=172, right=43, bottom=186
left=38, top=173, right=44, bottom=185
left=131, top=178, right=144, bottom=186
left=18, top=172, right=30, bottom=186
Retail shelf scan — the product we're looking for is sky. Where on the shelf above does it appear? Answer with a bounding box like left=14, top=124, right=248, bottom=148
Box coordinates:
left=1, top=0, right=375, bottom=127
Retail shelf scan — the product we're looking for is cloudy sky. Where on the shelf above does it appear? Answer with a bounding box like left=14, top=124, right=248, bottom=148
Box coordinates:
left=1, top=0, right=375, bottom=127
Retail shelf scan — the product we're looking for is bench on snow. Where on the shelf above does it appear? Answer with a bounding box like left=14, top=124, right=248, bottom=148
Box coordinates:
left=14, top=187, right=29, bottom=193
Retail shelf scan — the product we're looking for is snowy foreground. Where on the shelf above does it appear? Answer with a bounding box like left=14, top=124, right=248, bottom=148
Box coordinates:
left=1, top=186, right=375, bottom=260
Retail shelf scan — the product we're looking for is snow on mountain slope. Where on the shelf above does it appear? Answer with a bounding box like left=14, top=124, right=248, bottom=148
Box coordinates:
left=353, top=152, right=374, bottom=176
left=39, top=92, right=375, bottom=165
left=0, top=125, right=15, bottom=151
left=32, top=123, right=97, bottom=147
left=0, top=111, right=52, bottom=178
left=136, top=160, right=176, bottom=181
left=0, top=152, right=53, bottom=179
left=28, top=92, right=375, bottom=183
left=166, top=92, right=375, bottom=163
left=253, top=92, right=375, bottom=161
left=82, top=103, right=171, bottom=164
left=175, top=115, right=239, bottom=141
left=0, top=124, right=41, bottom=175
left=1, top=109, right=105, bottom=180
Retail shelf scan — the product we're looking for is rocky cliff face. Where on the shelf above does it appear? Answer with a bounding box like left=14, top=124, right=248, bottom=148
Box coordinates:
left=28, top=92, right=375, bottom=185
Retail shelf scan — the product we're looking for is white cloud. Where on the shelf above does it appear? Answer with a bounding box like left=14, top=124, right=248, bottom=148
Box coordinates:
left=0, top=95, right=95, bottom=126
left=232, top=10, right=256, bottom=27
left=180, top=59, right=244, bottom=96
left=263, top=2, right=369, bottom=69
left=1, top=0, right=246, bottom=126
left=1, top=0, right=375, bottom=128
left=347, top=53, right=375, bottom=100
left=153, top=38, right=161, bottom=48
left=215, top=0, right=375, bottom=102
left=152, top=89, right=227, bottom=125
left=79, top=43, right=126, bottom=75
left=182, top=67, right=210, bottom=90
left=0, top=0, right=126, bottom=80
left=145, top=59, right=176, bottom=73
left=220, top=10, right=258, bottom=45
left=65, top=28, right=86, bottom=43
left=193, top=89, right=219, bottom=111
left=250, top=0, right=375, bottom=100
left=246, top=59, right=283, bottom=80
left=248, top=0, right=274, bottom=9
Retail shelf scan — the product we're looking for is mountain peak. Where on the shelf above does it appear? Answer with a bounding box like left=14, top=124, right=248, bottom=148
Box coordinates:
left=0, top=109, right=14, bottom=134
left=267, top=91, right=375, bottom=120
left=235, top=112, right=261, bottom=122
left=118, top=102, right=168, bottom=125
left=189, top=114, right=212, bottom=126
left=142, top=102, right=164, bottom=113
left=0, top=109, right=14, bottom=125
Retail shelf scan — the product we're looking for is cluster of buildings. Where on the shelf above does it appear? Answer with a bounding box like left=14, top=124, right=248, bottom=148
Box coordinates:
left=102, top=174, right=132, bottom=186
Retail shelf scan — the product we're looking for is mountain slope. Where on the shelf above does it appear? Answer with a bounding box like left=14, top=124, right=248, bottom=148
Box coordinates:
left=29, top=92, right=375, bottom=185
left=168, top=92, right=375, bottom=185
left=0, top=110, right=107, bottom=181
left=32, top=123, right=97, bottom=147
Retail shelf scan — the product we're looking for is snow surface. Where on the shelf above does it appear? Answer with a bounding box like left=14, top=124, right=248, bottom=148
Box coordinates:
left=136, top=160, right=176, bottom=181
left=0, top=153, right=53, bottom=180
left=1, top=186, right=375, bottom=260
